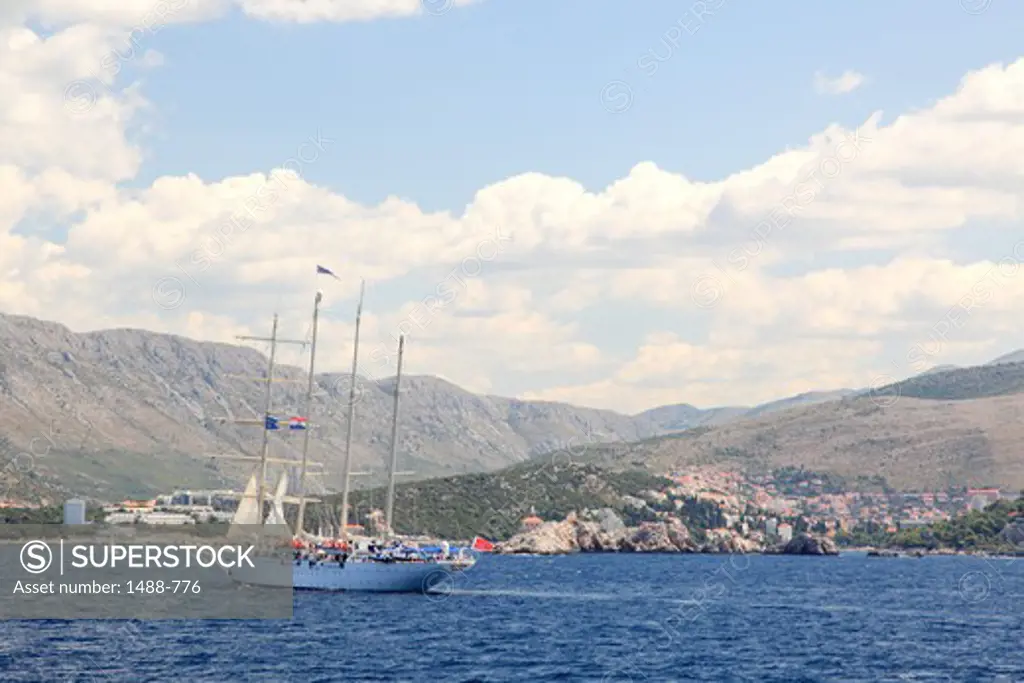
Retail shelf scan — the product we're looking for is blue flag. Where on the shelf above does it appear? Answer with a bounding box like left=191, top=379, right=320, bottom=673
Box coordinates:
left=316, top=265, right=340, bottom=279
left=265, top=415, right=280, bottom=431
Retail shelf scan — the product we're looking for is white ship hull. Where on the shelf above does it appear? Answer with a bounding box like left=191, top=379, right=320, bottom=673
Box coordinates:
left=228, top=556, right=466, bottom=593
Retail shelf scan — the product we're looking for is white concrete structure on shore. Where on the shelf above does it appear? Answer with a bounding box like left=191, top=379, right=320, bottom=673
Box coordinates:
left=63, top=499, right=86, bottom=525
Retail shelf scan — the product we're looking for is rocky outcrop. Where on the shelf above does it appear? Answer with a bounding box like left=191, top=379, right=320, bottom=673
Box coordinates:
left=495, top=520, right=579, bottom=554
left=575, top=521, right=625, bottom=552
left=1000, top=520, right=1024, bottom=547
left=591, top=507, right=627, bottom=534
left=494, top=516, right=852, bottom=556
left=619, top=522, right=680, bottom=552
left=575, top=508, right=626, bottom=551
left=494, top=509, right=699, bottom=554
left=700, top=528, right=763, bottom=554
left=768, top=533, right=839, bottom=556
left=666, top=517, right=698, bottom=551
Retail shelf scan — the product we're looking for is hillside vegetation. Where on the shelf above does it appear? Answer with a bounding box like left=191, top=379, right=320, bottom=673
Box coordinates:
left=887, top=498, right=1024, bottom=552
left=335, top=461, right=671, bottom=541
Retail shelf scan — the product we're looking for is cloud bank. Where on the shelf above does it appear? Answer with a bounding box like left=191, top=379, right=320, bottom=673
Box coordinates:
left=2, top=2, right=1024, bottom=414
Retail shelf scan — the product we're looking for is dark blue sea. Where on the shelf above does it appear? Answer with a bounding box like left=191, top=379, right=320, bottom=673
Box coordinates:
left=2, top=553, right=1023, bottom=682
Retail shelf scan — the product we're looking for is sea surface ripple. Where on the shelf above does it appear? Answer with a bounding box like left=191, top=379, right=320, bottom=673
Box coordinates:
left=1, top=553, right=1023, bottom=682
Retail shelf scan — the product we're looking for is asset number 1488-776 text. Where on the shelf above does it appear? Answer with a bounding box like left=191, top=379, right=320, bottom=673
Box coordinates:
left=125, top=580, right=201, bottom=594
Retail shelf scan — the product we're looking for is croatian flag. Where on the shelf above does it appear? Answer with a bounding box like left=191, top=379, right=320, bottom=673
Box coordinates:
left=289, top=417, right=308, bottom=430
left=316, top=265, right=340, bottom=280
left=265, top=415, right=280, bottom=431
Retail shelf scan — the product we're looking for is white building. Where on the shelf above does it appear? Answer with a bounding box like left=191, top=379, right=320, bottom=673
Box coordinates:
left=104, top=512, right=138, bottom=524
left=103, top=511, right=196, bottom=525
left=765, top=518, right=778, bottom=537
left=969, top=495, right=990, bottom=512
left=63, top=499, right=86, bottom=525
left=142, top=512, right=195, bottom=525
left=163, top=504, right=214, bottom=515
left=778, top=523, right=793, bottom=543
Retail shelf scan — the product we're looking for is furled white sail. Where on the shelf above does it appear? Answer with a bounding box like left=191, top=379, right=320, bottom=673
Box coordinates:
left=263, top=471, right=289, bottom=526
left=231, top=473, right=261, bottom=526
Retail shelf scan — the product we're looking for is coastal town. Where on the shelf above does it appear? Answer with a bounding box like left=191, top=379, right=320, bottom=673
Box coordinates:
left=6, top=464, right=1015, bottom=540
left=659, top=466, right=1011, bottom=538
left=495, top=465, right=1023, bottom=554
left=5, top=464, right=1020, bottom=556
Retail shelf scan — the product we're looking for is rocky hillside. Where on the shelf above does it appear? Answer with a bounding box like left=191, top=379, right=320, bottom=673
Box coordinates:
left=742, top=389, right=858, bottom=420
left=987, top=350, right=1024, bottom=366
left=0, top=313, right=665, bottom=501
left=573, top=382, right=1024, bottom=490
left=871, top=361, right=1024, bottom=401
left=633, top=403, right=746, bottom=432
left=635, top=389, right=862, bottom=432
left=4, top=310, right=1024, bottom=500
left=625, top=352, right=1024, bottom=433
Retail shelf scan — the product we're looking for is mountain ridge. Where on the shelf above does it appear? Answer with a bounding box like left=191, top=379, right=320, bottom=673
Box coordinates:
left=563, top=362, right=1024, bottom=490
left=3, top=311, right=1024, bottom=500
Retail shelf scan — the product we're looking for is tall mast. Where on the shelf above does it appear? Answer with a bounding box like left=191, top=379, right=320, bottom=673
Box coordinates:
left=384, top=335, right=404, bottom=535
left=295, top=290, right=323, bottom=537
left=237, top=315, right=307, bottom=524
left=338, top=280, right=365, bottom=542
left=243, top=314, right=277, bottom=520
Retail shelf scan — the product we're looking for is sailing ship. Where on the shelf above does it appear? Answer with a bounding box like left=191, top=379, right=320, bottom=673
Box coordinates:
left=222, top=279, right=475, bottom=593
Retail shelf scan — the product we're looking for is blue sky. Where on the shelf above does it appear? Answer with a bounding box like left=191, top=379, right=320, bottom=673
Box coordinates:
left=136, top=1, right=1022, bottom=211
left=4, top=0, right=1024, bottom=412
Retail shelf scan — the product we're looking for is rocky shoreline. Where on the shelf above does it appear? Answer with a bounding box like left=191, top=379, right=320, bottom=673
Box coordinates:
left=493, top=511, right=839, bottom=556
left=488, top=510, right=1022, bottom=558
left=863, top=547, right=1024, bottom=558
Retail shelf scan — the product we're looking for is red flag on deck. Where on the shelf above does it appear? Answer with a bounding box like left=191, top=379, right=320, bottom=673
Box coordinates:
left=471, top=536, right=494, bottom=552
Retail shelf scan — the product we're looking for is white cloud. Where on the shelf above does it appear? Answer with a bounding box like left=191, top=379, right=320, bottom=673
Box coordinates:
left=236, top=0, right=483, bottom=23
left=3, top=0, right=227, bottom=29
left=814, top=69, right=866, bottom=95
left=2, top=0, right=478, bottom=27
left=523, top=335, right=883, bottom=413
left=3, top=3, right=1024, bottom=414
